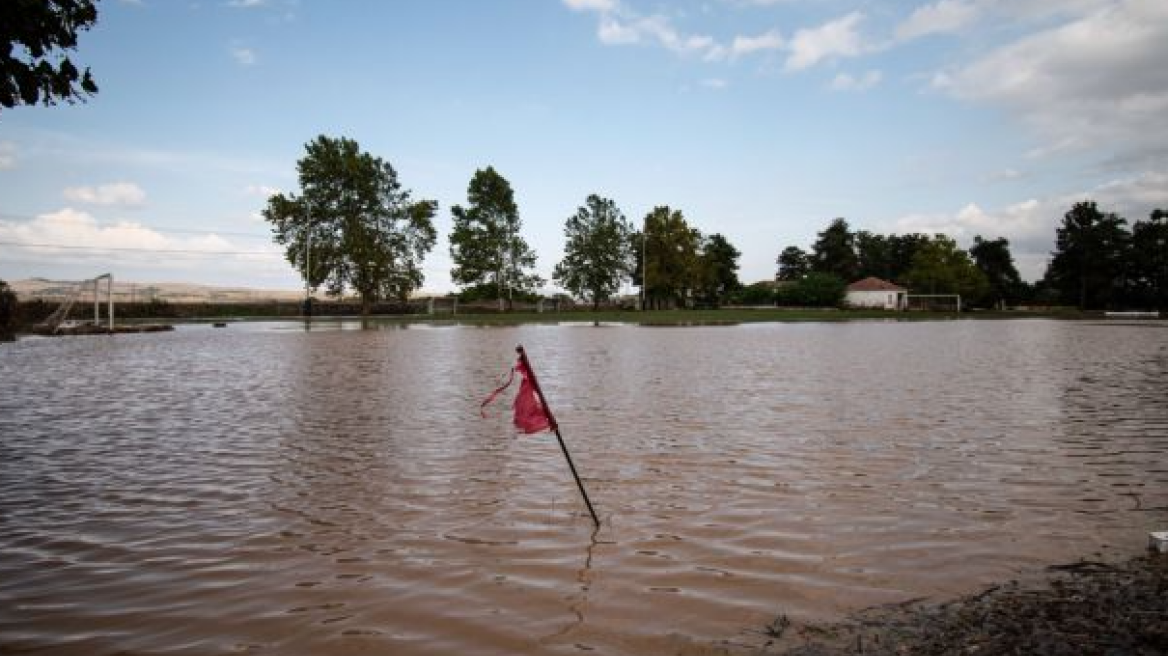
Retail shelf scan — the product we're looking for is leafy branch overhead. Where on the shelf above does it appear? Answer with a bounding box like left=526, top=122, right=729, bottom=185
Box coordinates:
left=0, top=0, right=99, bottom=111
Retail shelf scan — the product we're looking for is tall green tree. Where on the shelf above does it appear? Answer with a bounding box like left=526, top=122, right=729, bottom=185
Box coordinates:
left=696, top=233, right=741, bottom=306
left=969, top=235, right=1023, bottom=308
left=637, top=206, right=701, bottom=309
left=889, top=233, right=932, bottom=284
left=776, top=246, right=810, bottom=281
left=1044, top=201, right=1130, bottom=310
left=1, top=0, right=99, bottom=111
left=855, top=230, right=896, bottom=281
left=904, top=234, right=989, bottom=302
left=449, top=167, right=541, bottom=309
left=811, top=218, right=859, bottom=282
left=552, top=194, right=634, bottom=310
left=263, top=135, right=438, bottom=315
left=1130, top=208, right=1168, bottom=310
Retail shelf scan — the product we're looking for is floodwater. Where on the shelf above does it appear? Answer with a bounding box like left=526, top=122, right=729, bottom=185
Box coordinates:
left=1, top=319, right=1166, bottom=655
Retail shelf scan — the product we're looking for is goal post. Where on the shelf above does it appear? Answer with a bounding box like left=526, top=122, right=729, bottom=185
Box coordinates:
left=905, top=294, right=962, bottom=312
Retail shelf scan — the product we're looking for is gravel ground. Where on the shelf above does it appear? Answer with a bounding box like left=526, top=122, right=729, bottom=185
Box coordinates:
left=747, top=553, right=1168, bottom=656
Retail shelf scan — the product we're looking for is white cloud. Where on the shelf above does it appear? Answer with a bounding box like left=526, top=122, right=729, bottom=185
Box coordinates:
left=896, top=0, right=978, bottom=41
left=2, top=209, right=226, bottom=257
left=244, top=184, right=281, bottom=197
left=226, top=0, right=266, bottom=7
left=597, top=13, right=715, bottom=55
left=0, top=141, right=16, bottom=170
left=986, top=168, right=1026, bottom=182
left=829, top=69, right=882, bottom=92
left=573, top=1, right=780, bottom=62
left=729, top=29, right=784, bottom=58
left=230, top=46, right=257, bottom=65
left=63, top=182, right=147, bottom=207
left=700, top=78, right=729, bottom=89
left=785, top=11, right=867, bottom=71
left=934, top=0, right=1168, bottom=164
left=887, top=169, right=1168, bottom=281
left=563, top=0, right=615, bottom=12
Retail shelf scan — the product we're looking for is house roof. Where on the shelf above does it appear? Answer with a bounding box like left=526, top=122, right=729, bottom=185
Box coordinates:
left=847, top=276, right=906, bottom=292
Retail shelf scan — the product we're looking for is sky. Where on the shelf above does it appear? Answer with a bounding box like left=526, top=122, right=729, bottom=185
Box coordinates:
left=1, top=0, right=1166, bottom=293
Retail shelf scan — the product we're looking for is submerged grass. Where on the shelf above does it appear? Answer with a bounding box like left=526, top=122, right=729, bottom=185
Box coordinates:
left=287, top=307, right=1091, bottom=327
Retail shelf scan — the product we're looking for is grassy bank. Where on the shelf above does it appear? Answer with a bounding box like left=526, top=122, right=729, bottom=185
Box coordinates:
left=12, top=299, right=1108, bottom=331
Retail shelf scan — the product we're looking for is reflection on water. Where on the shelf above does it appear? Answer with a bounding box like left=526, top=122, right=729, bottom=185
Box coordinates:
left=1, top=320, right=1166, bottom=655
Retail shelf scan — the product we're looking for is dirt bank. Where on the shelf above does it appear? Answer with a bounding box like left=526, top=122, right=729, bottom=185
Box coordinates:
left=746, top=553, right=1167, bottom=656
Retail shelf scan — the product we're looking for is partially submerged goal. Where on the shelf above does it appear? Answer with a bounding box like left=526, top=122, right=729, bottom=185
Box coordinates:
left=36, top=274, right=115, bottom=333
left=905, top=294, right=962, bottom=312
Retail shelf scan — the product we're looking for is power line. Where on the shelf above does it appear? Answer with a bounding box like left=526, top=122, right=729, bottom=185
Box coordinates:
left=0, top=211, right=273, bottom=239
left=0, top=240, right=280, bottom=256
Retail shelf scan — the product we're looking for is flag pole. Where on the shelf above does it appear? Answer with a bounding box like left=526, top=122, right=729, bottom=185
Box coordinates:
left=516, top=345, right=600, bottom=529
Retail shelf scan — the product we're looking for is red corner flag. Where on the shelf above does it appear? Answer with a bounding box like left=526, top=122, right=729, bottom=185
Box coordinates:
left=480, top=345, right=599, bottom=528
left=481, top=353, right=553, bottom=434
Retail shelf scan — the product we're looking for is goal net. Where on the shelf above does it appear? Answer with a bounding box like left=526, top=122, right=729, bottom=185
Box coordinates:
left=905, top=294, right=962, bottom=312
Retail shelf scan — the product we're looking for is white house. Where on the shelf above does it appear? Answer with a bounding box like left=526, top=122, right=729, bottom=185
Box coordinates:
left=845, top=277, right=906, bottom=310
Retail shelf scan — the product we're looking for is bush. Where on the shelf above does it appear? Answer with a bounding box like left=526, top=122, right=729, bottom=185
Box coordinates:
left=775, top=272, right=845, bottom=307
left=729, top=282, right=776, bottom=305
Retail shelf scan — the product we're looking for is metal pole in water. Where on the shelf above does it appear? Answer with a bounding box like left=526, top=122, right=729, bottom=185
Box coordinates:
left=516, top=345, right=600, bottom=529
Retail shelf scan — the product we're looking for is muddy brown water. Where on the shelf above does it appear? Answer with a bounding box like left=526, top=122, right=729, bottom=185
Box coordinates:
left=2, top=319, right=1166, bottom=655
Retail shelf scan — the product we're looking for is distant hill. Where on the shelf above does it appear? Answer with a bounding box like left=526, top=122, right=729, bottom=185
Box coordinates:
left=10, top=278, right=307, bottom=304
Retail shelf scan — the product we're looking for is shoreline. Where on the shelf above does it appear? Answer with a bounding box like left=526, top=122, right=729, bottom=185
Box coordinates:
left=740, top=552, right=1167, bottom=655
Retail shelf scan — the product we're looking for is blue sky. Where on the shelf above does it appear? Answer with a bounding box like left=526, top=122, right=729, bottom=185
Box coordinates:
left=1, top=0, right=1166, bottom=292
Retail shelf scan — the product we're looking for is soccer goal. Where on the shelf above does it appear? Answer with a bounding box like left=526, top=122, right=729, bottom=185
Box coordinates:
left=905, top=294, right=962, bottom=312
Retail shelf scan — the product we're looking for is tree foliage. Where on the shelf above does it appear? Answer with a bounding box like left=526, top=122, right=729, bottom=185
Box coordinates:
left=969, top=235, right=1023, bottom=308
left=776, top=246, right=810, bottom=281
left=1, top=0, right=99, bottom=111
left=263, top=135, right=437, bottom=314
left=1044, top=201, right=1129, bottom=310
left=553, top=194, right=634, bottom=310
left=1129, top=209, right=1168, bottom=311
left=695, top=233, right=741, bottom=306
left=775, top=272, right=846, bottom=307
left=905, top=234, right=989, bottom=300
left=636, top=206, right=702, bottom=309
left=0, top=279, right=17, bottom=338
left=449, top=167, right=541, bottom=309
left=811, top=218, right=859, bottom=282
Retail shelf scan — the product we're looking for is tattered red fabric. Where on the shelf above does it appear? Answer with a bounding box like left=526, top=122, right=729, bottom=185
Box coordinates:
left=480, top=358, right=552, bottom=434
left=512, top=359, right=551, bottom=434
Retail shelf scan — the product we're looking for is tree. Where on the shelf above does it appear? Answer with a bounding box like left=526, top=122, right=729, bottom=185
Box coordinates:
left=775, top=272, right=846, bottom=307
left=638, top=206, right=701, bottom=309
left=695, top=233, right=741, bottom=306
left=904, top=234, right=989, bottom=302
left=811, top=218, right=859, bottom=282
left=0, top=279, right=17, bottom=338
left=969, top=235, right=1023, bottom=309
left=449, top=167, right=541, bottom=310
left=263, top=135, right=438, bottom=315
left=855, top=231, right=896, bottom=281
left=1044, top=201, right=1130, bottom=310
left=1130, top=208, right=1168, bottom=311
left=776, top=246, right=810, bottom=281
left=1, top=0, right=99, bottom=111
left=552, top=194, right=634, bottom=310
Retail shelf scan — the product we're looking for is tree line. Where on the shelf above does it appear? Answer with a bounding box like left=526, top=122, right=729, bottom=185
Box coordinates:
left=263, top=136, right=744, bottom=314
left=262, top=135, right=1165, bottom=314
left=769, top=203, right=1166, bottom=311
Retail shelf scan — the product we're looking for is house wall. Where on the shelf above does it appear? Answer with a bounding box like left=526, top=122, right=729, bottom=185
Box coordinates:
left=846, top=290, right=903, bottom=310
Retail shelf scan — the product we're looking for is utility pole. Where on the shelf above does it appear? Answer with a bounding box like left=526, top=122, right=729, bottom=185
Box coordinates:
left=641, top=217, right=648, bottom=311
left=303, top=206, right=312, bottom=318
